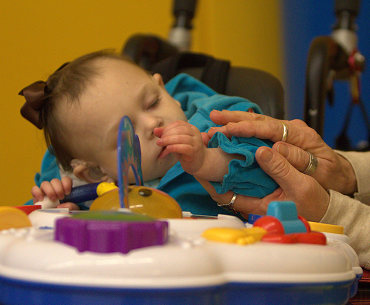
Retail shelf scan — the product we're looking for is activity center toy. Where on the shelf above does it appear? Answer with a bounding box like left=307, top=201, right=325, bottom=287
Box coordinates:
left=0, top=117, right=362, bottom=305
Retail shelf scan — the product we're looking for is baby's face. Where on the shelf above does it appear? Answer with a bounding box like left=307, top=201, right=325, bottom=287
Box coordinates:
left=60, top=58, right=187, bottom=183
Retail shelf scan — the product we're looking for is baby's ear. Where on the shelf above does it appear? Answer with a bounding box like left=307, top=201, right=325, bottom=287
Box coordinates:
left=152, top=73, right=165, bottom=88
left=71, top=159, right=106, bottom=183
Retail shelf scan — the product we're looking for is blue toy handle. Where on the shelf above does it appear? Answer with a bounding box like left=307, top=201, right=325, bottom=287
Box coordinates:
left=60, top=183, right=100, bottom=203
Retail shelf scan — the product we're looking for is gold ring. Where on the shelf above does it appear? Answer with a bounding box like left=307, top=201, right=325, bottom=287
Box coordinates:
left=303, top=152, right=318, bottom=175
left=217, top=193, right=237, bottom=214
left=281, top=122, right=288, bottom=142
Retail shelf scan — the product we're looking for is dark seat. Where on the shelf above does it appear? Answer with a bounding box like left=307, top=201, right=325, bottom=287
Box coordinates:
left=122, top=34, right=285, bottom=119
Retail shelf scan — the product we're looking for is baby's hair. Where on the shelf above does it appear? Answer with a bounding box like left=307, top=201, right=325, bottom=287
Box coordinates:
left=42, top=50, right=138, bottom=172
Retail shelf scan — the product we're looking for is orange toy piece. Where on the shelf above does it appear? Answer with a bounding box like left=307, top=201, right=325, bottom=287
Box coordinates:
left=0, top=207, right=32, bottom=230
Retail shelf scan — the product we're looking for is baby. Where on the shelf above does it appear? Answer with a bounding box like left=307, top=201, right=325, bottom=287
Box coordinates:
left=20, top=50, right=277, bottom=215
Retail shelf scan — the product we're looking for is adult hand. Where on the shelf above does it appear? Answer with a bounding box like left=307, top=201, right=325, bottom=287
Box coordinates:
left=197, top=146, right=330, bottom=222
left=208, top=110, right=357, bottom=196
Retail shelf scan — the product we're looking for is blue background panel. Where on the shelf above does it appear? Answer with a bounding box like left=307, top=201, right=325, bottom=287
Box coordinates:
left=282, top=1, right=370, bottom=149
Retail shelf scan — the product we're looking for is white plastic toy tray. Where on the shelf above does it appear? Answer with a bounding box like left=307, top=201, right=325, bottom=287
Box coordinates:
left=0, top=208, right=362, bottom=305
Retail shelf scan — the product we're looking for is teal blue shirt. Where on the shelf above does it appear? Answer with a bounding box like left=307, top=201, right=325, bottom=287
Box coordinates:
left=157, top=74, right=277, bottom=215
left=26, top=74, right=278, bottom=214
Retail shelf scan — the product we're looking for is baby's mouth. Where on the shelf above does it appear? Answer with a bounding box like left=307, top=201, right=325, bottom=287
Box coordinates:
left=158, top=146, right=170, bottom=159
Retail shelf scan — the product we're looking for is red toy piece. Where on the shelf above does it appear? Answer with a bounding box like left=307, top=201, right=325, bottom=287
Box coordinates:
left=253, top=201, right=327, bottom=246
left=14, top=205, right=41, bottom=215
left=253, top=216, right=285, bottom=234
left=261, top=232, right=326, bottom=245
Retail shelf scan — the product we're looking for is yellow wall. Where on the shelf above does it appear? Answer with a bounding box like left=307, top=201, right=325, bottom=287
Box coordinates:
left=1, top=0, right=283, bottom=205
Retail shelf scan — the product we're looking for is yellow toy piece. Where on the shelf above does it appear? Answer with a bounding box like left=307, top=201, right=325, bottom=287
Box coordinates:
left=90, top=185, right=183, bottom=219
left=202, top=227, right=267, bottom=245
left=308, top=221, right=344, bottom=234
left=96, top=182, right=119, bottom=196
left=0, top=207, right=32, bottom=230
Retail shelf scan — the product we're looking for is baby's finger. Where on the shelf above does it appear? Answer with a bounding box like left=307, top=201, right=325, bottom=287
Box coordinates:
left=49, top=179, right=67, bottom=200
left=39, top=181, right=58, bottom=201
left=31, top=186, right=45, bottom=203
left=155, top=121, right=188, bottom=139
left=153, top=127, right=164, bottom=138
left=61, top=176, right=73, bottom=196
left=166, top=143, right=196, bottom=158
left=201, top=132, right=211, bottom=146
left=161, top=123, right=196, bottom=139
left=159, top=121, right=190, bottom=136
left=158, top=133, right=196, bottom=148
left=58, top=202, right=80, bottom=210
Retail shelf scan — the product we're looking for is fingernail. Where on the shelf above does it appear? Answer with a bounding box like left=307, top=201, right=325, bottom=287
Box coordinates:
left=276, top=143, right=289, bottom=158
left=259, top=148, right=273, bottom=163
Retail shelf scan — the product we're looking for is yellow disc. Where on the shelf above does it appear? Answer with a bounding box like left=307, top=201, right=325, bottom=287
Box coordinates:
left=89, top=188, right=120, bottom=211
left=0, top=207, right=32, bottom=230
left=128, top=186, right=183, bottom=219
left=90, top=186, right=182, bottom=219
left=308, top=221, right=344, bottom=234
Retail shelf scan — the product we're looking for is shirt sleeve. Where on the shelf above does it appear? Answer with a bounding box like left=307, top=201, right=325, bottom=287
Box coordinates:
left=335, top=151, right=370, bottom=205
left=208, top=132, right=279, bottom=198
left=321, top=189, right=370, bottom=269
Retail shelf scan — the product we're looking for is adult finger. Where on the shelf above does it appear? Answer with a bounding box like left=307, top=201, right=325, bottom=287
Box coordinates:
left=210, top=110, right=288, bottom=142
left=255, top=146, right=306, bottom=192
left=201, top=132, right=212, bottom=146
left=209, top=110, right=268, bottom=125
left=272, top=142, right=312, bottom=173
left=272, top=141, right=349, bottom=193
left=207, top=126, right=231, bottom=139
left=255, top=146, right=330, bottom=221
left=211, top=110, right=319, bottom=149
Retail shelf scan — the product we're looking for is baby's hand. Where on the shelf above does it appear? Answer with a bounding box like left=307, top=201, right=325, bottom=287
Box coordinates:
left=155, top=121, right=207, bottom=176
left=32, top=176, right=79, bottom=209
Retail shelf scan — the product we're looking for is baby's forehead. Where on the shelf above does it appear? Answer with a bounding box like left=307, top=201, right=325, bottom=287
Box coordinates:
left=93, top=57, right=143, bottom=75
